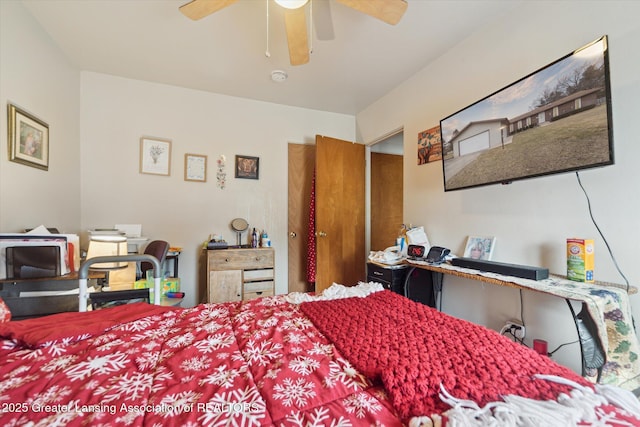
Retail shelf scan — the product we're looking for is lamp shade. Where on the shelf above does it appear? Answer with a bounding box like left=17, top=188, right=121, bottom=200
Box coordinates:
left=86, top=235, right=128, bottom=269
left=274, top=0, right=308, bottom=9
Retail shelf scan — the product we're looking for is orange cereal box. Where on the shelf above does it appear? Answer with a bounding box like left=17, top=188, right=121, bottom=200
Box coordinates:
left=567, top=238, right=594, bottom=283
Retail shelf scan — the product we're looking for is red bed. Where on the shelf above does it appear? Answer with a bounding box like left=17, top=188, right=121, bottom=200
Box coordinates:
left=1, top=286, right=638, bottom=426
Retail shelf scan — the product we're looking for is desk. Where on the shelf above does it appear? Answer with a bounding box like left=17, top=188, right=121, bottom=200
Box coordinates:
left=406, top=259, right=640, bottom=393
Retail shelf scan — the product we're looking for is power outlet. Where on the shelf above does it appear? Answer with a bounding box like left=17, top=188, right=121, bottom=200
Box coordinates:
left=501, top=320, right=525, bottom=340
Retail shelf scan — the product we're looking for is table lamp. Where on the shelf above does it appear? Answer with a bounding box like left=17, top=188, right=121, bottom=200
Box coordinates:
left=85, top=234, right=128, bottom=269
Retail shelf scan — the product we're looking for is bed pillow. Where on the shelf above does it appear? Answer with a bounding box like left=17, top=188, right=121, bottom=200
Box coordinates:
left=0, top=297, right=10, bottom=323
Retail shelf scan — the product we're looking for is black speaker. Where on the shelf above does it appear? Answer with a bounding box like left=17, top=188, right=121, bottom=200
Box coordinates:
left=451, top=257, right=549, bottom=280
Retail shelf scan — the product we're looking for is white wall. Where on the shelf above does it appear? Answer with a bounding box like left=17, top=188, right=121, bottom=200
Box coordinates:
left=356, top=1, right=640, bottom=374
left=1, top=1, right=355, bottom=308
left=0, top=0, right=81, bottom=233
left=80, top=72, right=355, bottom=306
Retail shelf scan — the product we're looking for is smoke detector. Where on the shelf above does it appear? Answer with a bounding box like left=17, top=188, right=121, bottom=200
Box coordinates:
left=271, top=70, right=288, bottom=82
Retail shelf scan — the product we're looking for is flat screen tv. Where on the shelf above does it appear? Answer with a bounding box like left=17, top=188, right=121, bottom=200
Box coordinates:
left=440, top=35, right=613, bottom=192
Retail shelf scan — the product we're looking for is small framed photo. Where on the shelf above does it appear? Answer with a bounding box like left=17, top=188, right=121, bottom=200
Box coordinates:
left=7, top=103, right=49, bottom=170
left=235, top=155, right=259, bottom=180
left=140, top=137, right=171, bottom=176
left=463, top=236, right=496, bottom=260
left=184, top=153, right=207, bottom=182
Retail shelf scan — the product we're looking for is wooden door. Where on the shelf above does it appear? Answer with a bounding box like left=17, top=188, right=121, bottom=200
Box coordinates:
left=315, top=135, right=366, bottom=292
left=287, top=143, right=316, bottom=293
left=370, top=152, right=403, bottom=251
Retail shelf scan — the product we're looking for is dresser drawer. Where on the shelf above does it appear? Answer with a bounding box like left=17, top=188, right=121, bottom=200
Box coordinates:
left=244, top=280, right=274, bottom=293
left=244, top=269, right=274, bottom=281
left=367, top=262, right=408, bottom=295
left=243, top=289, right=274, bottom=301
left=209, top=249, right=274, bottom=270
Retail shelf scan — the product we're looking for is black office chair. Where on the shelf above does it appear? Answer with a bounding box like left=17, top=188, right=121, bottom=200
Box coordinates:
left=138, top=240, right=170, bottom=280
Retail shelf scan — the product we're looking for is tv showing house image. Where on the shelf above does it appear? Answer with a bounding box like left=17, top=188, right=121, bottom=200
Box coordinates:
left=440, top=36, right=613, bottom=192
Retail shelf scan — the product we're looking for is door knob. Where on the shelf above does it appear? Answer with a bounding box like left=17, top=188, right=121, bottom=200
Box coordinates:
left=317, top=231, right=327, bottom=237
left=290, top=232, right=297, bottom=238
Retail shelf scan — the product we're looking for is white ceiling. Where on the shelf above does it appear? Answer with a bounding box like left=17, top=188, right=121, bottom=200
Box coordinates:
left=22, top=0, right=523, bottom=115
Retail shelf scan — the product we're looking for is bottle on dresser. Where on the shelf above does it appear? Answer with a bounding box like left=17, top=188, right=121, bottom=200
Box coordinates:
left=251, top=228, right=258, bottom=248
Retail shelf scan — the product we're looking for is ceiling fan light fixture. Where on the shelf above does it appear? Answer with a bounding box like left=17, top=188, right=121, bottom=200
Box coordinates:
left=274, top=0, right=308, bottom=9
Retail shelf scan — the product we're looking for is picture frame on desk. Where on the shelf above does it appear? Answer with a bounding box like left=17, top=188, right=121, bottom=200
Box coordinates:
left=463, top=236, right=496, bottom=260
left=7, top=103, right=49, bottom=171
left=140, top=136, right=171, bottom=176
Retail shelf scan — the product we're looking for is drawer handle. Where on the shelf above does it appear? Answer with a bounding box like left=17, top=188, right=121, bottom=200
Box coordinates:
left=256, top=291, right=263, bottom=295
left=225, top=258, right=230, bottom=262
left=373, top=271, right=383, bottom=276
left=255, top=257, right=260, bottom=261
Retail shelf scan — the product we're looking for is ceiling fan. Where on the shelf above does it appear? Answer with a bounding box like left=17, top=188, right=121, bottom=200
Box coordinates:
left=179, top=0, right=408, bottom=66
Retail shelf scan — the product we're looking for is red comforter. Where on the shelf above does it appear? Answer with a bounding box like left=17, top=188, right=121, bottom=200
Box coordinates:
left=0, top=297, right=401, bottom=426
left=1, top=291, right=638, bottom=426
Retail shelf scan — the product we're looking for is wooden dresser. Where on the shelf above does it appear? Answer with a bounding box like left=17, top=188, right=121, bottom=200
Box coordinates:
left=205, top=248, right=275, bottom=303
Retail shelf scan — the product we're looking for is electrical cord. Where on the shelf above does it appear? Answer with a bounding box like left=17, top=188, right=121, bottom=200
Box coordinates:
left=499, top=321, right=526, bottom=346
left=576, top=171, right=630, bottom=292
left=548, top=339, right=579, bottom=357
left=435, top=272, right=444, bottom=311
left=501, top=327, right=526, bottom=346
left=519, top=289, right=525, bottom=330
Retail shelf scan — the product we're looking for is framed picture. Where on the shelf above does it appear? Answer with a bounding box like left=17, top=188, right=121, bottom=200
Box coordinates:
left=417, top=125, right=442, bottom=165
left=463, top=236, right=496, bottom=260
left=184, top=153, right=207, bottom=182
left=140, top=137, right=171, bottom=176
left=7, top=103, right=49, bottom=170
left=235, top=155, right=259, bottom=180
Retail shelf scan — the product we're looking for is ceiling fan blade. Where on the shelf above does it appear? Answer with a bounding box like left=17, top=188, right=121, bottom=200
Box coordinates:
left=313, top=0, right=335, bottom=41
left=179, top=0, right=238, bottom=21
left=284, top=7, right=310, bottom=66
left=336, top=0, right=408, bottom=25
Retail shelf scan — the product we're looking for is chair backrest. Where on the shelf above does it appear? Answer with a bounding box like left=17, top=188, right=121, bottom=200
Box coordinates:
left=140, top=240, right=170, bottom=278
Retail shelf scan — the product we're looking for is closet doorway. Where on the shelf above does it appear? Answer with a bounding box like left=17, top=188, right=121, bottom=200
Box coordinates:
left=287, top=143, right=316, bottom=294
left=368, top=130, right=404, bottom=252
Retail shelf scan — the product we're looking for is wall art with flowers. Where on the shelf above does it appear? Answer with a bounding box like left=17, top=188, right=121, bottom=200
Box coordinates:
left=140, top=137, right=171, bottom=176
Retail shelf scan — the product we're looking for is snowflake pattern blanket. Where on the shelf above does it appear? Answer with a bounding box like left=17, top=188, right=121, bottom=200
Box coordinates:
left=1, top=292, right=638, bottom=426
left=0, top=298, right=401, bottom=426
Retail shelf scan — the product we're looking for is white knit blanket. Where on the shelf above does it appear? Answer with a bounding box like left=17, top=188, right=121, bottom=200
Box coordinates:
left=285, top=281, right=384, bottom=304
